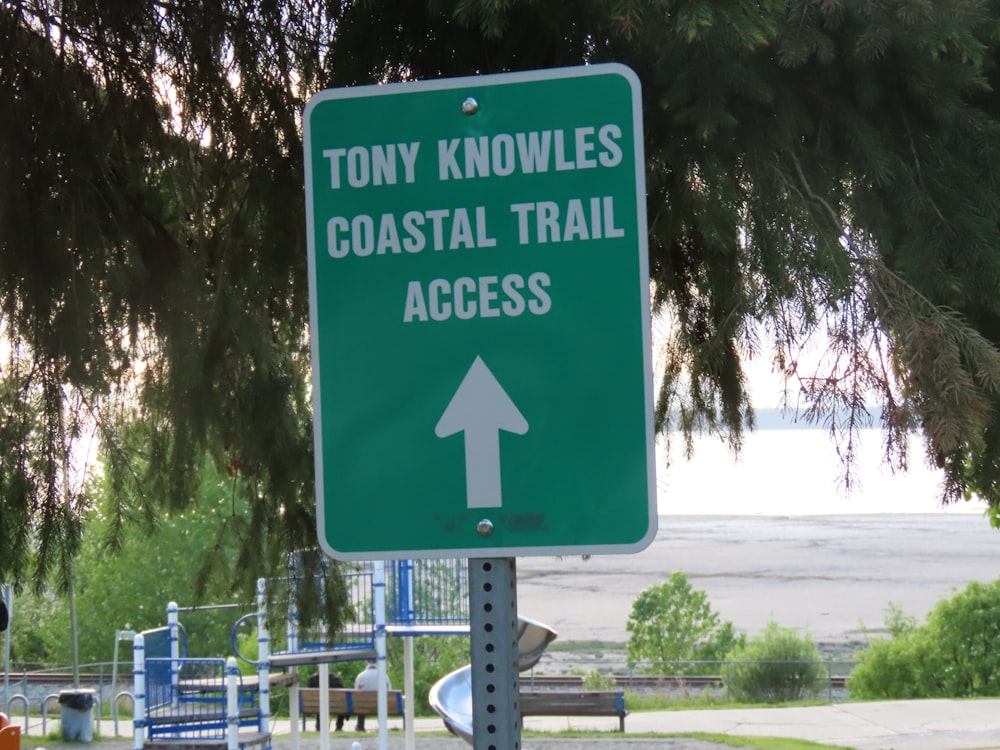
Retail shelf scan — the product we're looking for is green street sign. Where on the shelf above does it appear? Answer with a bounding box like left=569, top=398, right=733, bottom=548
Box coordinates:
left=304, top=64, right=655, bottom=560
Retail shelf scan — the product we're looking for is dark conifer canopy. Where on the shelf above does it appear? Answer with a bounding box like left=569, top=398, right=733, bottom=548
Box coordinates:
left=3, top=0, right=1000, bottom=601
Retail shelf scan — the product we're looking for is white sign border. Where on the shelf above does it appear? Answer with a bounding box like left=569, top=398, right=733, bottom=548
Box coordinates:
left=304, top=63, right=656, bottom=560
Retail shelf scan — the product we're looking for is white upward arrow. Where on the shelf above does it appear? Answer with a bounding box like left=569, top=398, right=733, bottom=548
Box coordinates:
left=435, top=356, right=529, bottom=509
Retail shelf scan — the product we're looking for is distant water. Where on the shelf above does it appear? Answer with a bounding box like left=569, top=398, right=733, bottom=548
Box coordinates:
left=656, top=426, right=989, bottom=517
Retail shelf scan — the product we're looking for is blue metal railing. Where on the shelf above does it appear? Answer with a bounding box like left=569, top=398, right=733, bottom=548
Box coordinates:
left=144, top=657, right=258, bottom=740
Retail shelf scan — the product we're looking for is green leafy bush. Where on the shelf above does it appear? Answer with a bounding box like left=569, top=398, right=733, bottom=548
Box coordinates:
left=385, top=634, right=469, bottom=714
left=850, top=580, right=1000, bottom=699
left=626, top=572, right=744, bottom=675
left=581, top=669, right=617, bottom=690
left=698, top=619, right=746, bottom=663
left=724, top=621, right=826, bottom=703
left=846, top=629, right=943, bottom=699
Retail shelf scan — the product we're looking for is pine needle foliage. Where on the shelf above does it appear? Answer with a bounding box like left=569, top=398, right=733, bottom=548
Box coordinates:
left=3, top=0, right=1000, bottom=606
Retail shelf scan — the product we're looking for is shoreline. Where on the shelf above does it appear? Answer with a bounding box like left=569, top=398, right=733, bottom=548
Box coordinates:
left=516, top=514, right=1000, bottom=654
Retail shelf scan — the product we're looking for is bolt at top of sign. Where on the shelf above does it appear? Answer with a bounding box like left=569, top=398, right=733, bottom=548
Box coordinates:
left=304, top=63, right=656, bottom=560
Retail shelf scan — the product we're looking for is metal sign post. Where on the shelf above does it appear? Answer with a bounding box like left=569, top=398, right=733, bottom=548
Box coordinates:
left=468, top=558, right=519, bottom=750
left=303, top=63, right=653, bottom=749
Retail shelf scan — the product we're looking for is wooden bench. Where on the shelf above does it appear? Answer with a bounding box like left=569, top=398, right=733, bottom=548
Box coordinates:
left=299, top=688, right=405, bottom=726
left=520, top=690, right=628, bottom=732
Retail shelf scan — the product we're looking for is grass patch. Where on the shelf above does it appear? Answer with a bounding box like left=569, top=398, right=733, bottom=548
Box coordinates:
left=624, top=690, right=831, bottom=712
left=546, top=639, right=626, bottom=654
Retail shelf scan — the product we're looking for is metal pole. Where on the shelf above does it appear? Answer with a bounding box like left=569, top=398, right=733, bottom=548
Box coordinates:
left=167, top=602, right=180, bottom=709
left=286, top=596, right=300, bottom=746
left=3, top=585, right=11, bottom=705
left=318, top=662, right=330, bottom=750
left=469, top=557, right=519, bottom=750
left=256, top=579, right=270, bottom=749
left=403, top=637, right=415, bottom=750
left=374, top=560, right=388, bottom=750
left=132, top=634, right=146, bottom=750
left=226, top=657, right=239, bottom=750
left=69, top=572, right=80, bottom=688
left=111, top=629, right=136, bottom=717
left=402, top=559, right=416, bottom=750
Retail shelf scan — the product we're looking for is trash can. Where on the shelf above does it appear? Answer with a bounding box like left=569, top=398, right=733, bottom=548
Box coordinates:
left=58, top=689, right=96, bottom=742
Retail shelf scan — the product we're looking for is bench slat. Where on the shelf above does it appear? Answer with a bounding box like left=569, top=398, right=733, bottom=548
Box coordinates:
left=520, top=690, right=627, bottom=732
left=299, top=688, right=405, bottom=717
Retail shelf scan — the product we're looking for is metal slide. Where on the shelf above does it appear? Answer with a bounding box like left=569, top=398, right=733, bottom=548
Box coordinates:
left=428, top=616, right=557, bottom=743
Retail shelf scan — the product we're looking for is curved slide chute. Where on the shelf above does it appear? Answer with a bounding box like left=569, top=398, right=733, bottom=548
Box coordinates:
left=429, top=616, right=557, bottom=742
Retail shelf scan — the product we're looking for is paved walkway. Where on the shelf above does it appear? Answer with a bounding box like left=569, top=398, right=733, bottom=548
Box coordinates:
left=17, top=700, right=1000, bottom=750
left=607, top=699, right=1000, bottom=749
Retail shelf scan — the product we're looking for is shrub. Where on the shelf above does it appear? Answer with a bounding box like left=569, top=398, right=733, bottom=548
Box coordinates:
left=724, top=621, right=826, bottom=703
left=850, top=580, right=1000, bottom=699
left=883, top=602, right=918, bottom=638
left=696, top=619, right=746, bottom=663
left=386, top=634, right=469, bottom=714
left=626, top=572, right=741, bottom=675
left=847, top=629, right=944, bottom=699
left=581, top=670, right=617, bottom=690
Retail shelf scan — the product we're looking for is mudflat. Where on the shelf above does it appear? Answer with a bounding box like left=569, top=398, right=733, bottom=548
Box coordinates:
left=515, top=514, right=1000, bottom=650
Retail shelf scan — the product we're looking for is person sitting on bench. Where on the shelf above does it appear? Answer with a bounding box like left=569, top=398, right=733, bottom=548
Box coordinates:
left=306, top=671, right=348, bottom=731
left=353, top=659, right=391, bottom=732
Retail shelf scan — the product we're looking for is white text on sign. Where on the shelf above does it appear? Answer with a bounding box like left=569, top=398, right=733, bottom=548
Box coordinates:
left=436, top=126, right=623, bottom=179
left=403, top=272, right=552, bottom=323
left=319, top=126, right=624, bottom=189
left=324, top=197, right=623, bottom=259
left=316, top=121, right=630, bottom=324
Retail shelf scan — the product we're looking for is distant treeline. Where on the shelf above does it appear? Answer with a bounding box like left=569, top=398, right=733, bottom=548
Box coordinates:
left=751, top=407, right=883, bottom=431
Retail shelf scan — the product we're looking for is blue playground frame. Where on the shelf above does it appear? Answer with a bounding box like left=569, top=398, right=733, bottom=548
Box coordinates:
left=132, top=559, right=472, bottom=750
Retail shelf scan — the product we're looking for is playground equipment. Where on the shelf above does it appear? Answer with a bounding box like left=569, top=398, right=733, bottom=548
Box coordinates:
left=428, top=616, right=557, bottom=743
left=286, top=564, right=383, bottom=750
left=130, top=557, right=556, bottom=750
left=271, top=557, right=559, bottom=750
left=262, top=557, right=473, bottom=750
left=385, top=559, right=470, bottom=750
left=0, top=724, right=19, bottom=750
left=132, top=581, right=280, bottom=750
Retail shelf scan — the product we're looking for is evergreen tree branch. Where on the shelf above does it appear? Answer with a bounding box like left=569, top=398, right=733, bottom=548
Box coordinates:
left=780, top=147, right=1000, bottom=505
